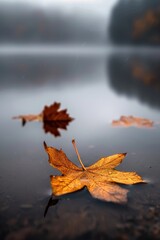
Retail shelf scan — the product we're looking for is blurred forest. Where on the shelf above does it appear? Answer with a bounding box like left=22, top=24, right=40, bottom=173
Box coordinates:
left=0, top=2, right=102, bottom=44
left=109, top=0, right=160, bottom=45
left=1, top=0, right=160, bottom=46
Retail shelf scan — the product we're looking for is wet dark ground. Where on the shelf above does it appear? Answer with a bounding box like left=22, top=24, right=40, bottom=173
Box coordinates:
left=0, top=48, right=160, bottom=240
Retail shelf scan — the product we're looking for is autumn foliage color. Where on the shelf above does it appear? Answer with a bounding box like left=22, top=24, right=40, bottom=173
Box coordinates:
left=44, top=140, right=144, bottom=203
left=112, top=116, right=154, bottom=128
left=13, top=102, right=73, bottom=136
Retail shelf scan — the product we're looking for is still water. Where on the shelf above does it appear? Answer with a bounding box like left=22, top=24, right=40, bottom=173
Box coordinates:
left=0, top=47, right=160, bottom=239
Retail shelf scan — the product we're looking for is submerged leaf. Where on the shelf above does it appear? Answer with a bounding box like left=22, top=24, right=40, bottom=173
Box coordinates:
left=44, top=140, right=144, bottom=203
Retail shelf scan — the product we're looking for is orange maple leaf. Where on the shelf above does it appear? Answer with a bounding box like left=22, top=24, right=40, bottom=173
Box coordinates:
left=112, top=115, right=154, bottom=128
left=44, top=140, right=144, bottom=203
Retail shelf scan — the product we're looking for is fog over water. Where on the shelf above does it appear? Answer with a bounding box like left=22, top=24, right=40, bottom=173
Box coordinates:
left=0, top=1, right=160, bottom=240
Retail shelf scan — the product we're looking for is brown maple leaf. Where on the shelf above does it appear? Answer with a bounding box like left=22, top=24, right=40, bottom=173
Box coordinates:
left=44, top=140, right=144, bottom=203
left=112, top=115, right=154, bottom=128
left=43, top=102, right=73, bottom=122
left=13, top=102, right=73, bottom=136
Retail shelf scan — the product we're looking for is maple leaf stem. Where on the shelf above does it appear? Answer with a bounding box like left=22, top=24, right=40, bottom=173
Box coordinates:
left=72, top=139, right=86, bottom=171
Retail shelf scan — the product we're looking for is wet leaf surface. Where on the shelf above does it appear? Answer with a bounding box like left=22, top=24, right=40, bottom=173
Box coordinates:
left=44, top=140, right=144, bottom=203
left=112, top=115, right=154, bottom=128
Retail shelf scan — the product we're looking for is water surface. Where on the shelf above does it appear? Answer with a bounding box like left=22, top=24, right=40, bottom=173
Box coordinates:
left=0, top=48, right=160, bottom=239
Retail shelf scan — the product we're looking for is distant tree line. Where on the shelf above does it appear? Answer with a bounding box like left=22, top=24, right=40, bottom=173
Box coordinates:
left=109, top=0, right=160, bottom=45
left=0, top=3, right=102, bottom=43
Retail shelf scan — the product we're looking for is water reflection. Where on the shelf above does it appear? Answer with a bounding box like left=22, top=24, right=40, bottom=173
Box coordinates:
left=0, top=55, right=104, bottom=89
left=13, top=102, right=73, bottom=137
left=15, top=118, right=72, bottom=137
left=43, top=120, right=72, bottom=137
left=1, top=50, right=160, bottom=240
left=107, top=53, right=160, bottom=109
left=44, top=195, right=59, bottom=218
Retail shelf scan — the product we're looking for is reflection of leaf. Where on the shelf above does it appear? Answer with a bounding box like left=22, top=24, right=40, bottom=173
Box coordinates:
left=112, top=116, right=154, bottom=128
left=13, top=102, right=74, bottom=137
left=44, top=195, right=59, bottom=218
left=43, top=121, right=71, bottom=137
left=44, top=140, right=144, bottom=204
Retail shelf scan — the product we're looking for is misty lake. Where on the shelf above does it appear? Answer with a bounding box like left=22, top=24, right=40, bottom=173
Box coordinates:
left=0, top=47, right=160, bottom=239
